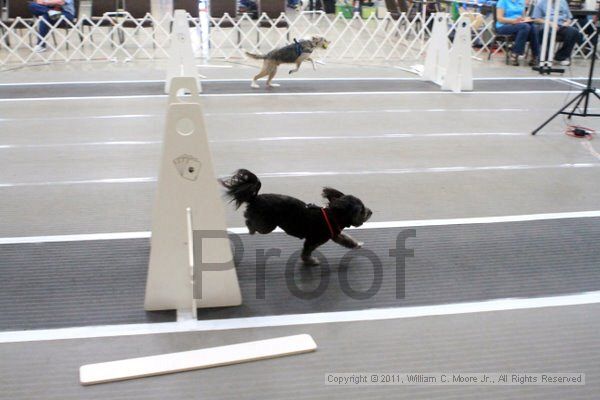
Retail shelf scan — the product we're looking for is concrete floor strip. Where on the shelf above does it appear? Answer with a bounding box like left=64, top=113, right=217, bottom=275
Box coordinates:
left=0, top=291, right=598, bottom=344
left=0, top=163, right=598, bottom=188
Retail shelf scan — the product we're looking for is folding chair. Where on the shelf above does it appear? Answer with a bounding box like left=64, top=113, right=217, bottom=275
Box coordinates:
left=257, top=0, right=290, bottom=43
left=489, top=4, right=516, bottom=64
left=173, top=0, right=200, bottom=27
left=208, top=0, right=240, bottom=44
left=82, top=0, right=120, bottom=46
left=122, top=0, right=154, bottom=37
left=2, top=0, right=35, bottom=47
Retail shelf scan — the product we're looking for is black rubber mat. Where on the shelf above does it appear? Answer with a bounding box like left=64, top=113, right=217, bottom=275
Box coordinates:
left=0, top=78, right=573, bottom=99
left=1, top=304, right=599, bottom=399
left=0, top=239, right=174, bottom=330
left=1, top=217, right=598, bottom=331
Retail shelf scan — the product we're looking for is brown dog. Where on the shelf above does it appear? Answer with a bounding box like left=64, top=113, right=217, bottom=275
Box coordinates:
left=246, top=36, right=330, bottom=88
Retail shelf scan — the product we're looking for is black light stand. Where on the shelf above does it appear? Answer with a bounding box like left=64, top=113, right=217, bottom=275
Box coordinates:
left=532, top=12, right=600, bottom=135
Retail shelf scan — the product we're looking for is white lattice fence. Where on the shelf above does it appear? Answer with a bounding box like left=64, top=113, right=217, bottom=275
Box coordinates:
left=0, top=11, right=596, bottom=67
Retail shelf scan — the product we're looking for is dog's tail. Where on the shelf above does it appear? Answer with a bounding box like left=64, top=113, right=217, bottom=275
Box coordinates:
left=219, top=169, right=262, bottom=209
left=245, top=51, right=267, bottom=60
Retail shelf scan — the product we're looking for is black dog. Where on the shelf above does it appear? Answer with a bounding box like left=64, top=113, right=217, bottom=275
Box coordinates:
left=220, top=169, right=372, bottom=266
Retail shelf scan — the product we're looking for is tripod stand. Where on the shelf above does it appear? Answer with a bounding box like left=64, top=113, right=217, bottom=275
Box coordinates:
left=532, top=13, right=600, bottom=135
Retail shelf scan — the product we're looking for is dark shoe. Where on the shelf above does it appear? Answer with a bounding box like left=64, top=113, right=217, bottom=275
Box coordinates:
left=528, top=57, right=539, bottom=67
left=509, top=52, right=519, bottom=66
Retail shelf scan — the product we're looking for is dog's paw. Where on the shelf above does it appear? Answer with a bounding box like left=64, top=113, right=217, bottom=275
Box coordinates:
left=267, top=83, right=280, bottom=87
left=302, top=257, right=320, bottom=266
left=250, top=82, right=259, bottom=89
left=354, top=241, right=364, bottom=249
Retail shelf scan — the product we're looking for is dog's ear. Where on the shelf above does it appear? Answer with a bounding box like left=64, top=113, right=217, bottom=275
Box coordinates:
left=322, top=187, right=345, bottom=202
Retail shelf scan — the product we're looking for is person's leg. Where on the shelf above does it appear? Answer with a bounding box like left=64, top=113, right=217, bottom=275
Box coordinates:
left=527, top=22, right=540, bottom=59
left=497, top=23, right=531, bottom=55
left=28, top=1, right=51, bottom=17
left=28, top=2, right=52, bottom=45
left=554, top=26, right=582, bottom=61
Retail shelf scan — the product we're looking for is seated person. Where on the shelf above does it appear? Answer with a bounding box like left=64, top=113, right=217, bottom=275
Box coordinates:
left=532, top=0, right=583, bottom=65
left=28, top=0, right=75, bottom=53
left=495, top=0, right=541, bottom=66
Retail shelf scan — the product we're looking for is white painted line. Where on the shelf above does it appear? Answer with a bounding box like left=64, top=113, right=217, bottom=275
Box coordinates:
left=558, top=78, right=587, bottom=89
left=199, top=90, right=574, bottom=98
left=0, top=76, right=588, bottom=86
left=0, top=231, right=151, bottom=245
left=0, top=114, right=156, bottom=122
left=0, top=141, right=161, bottom=149
left=256, top=163, right=600, bottom=178
left=216, top=132, right=528, bottom=143
left=0, top=132, right=528, bottom=149
left=349, top=210, right=600, bottom=231
left=1, top=210, right=599, bottom=245
left=0, top=91, right=575, bottom=102
left=0, top=80, right=163, bottom=86
left=196, top=64, right=234, bottom=68
left=0, top=177, right=156, bottom=188
left=1, top=291, right=599, bottom=344
left=207, top=108, right=525, bottom=116
left=0, top=95, right=167, bottom=103
left=0, top=163, right=598, bottom=188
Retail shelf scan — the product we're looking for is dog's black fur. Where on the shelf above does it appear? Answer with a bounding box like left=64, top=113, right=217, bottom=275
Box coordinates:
left=220, top=169, right=372, bottom=265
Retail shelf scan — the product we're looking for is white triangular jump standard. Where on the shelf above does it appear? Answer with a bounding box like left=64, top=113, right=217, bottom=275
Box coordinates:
left=441, top=15, right=473, bottom=93
left=145, top=77, right=242, bottom=313
left=422, top=13, right=450, bottom=86
left=165, top=9, right=199, bottom=93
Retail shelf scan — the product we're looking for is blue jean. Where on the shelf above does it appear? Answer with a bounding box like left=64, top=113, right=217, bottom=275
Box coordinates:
left=28, top=2, right=74, bottom=46
left=551, top=26, right=583, bottom=61
left=496, top=22, right=540, bottom=57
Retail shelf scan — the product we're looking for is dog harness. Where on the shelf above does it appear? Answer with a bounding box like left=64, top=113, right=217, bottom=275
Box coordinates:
left=293, top=39, right=303, bottom=57
left=321, top=208, right=340, bottom=239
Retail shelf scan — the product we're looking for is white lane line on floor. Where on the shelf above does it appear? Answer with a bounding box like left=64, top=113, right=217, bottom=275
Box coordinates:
left=8, top=108, right=600, bottom=122
left=0, top=231, right=152, bottom=244
left=0, top=114, right=156, bottom=122
left=0, top=80, right=164, bottom=86
left=207, top=108, right=525, bottom=116
left=0, top=91, right=575, bottom=102
left=0, top=177, right=156, bottom=188
left=0, top=141, right=161, bottom=149
left=0, top=95, right=168, bottom=103
left=558, top=78, right=600, bottom=92
left=1, top=291, right=598, bottom=343
left=200, top=90, right=574, bottom=98
left=558, top=78, right=587, bottom=89
left=257, top=163, right=600, bottom=177
left=1, top=210, right=599, bottom=245
left=0, top=77, right=590, bottom=86
left=1, top=163, right=598, bottom=188
left=0, top=132, right=529, bottom=149
left=216, top=132, right=528, bottom=143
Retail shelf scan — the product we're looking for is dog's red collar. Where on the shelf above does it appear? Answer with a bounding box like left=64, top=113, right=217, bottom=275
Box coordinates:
left=321, top=208, right=340, bottom=239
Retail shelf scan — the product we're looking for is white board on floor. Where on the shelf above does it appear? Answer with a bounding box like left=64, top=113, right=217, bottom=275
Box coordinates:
left=80, top=334, right=317, bottom=385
